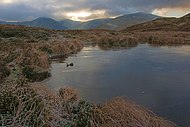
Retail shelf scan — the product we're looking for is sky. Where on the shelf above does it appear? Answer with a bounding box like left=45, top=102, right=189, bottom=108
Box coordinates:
left=0, top=0, right=189, bottom=21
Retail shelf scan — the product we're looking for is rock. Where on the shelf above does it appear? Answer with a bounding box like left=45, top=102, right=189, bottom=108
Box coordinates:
left=69, top=63, right=74, bottom=66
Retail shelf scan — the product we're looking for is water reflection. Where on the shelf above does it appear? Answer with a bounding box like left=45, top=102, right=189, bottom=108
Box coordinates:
left=45, top=44, right=190, bottom=127
left=98, top=42, right=138, bottom=50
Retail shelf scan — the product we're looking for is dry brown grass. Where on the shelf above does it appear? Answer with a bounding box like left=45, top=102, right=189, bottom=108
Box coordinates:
left=124, top=13, right=190, bottom=32
left=96, top=32, right=138, bottom=50
left=0, top=78, right=178, bottom=127
left=91, top=97, right=177, bottom=127
left=0, top=25, right=84, bottom=82
left=59, top=87, right=78, bottom=102
left=133, top=31, right=190, bottom=45
left=0, top=79, right=51, bottom=126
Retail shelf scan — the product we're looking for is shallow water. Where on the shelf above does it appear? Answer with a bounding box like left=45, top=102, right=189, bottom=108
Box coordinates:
left=45, top=44, right=190, bottom=127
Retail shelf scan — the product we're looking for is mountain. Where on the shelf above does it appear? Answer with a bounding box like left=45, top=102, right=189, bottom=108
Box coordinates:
left=124, top=13, right=190, bottom=32
left=0, top=21, right=6, bottom=24
left=59, top=18, right=111, bottom=30
left=0, top=13, right=160, bottom=30
left=97, top=12, right=160, bottom=30
left=76, top=12, right=160, bottom=30
left=0, top=17, right=68, bottom=30
left=77, top=18, right=111, bottom=29
left=59, top=19, right=81, bottom=29
left=20, top=17, right=68, bottom=30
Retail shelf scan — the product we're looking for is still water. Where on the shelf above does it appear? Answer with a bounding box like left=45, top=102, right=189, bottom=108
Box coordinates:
left=45, top=44, right=190, bottom=127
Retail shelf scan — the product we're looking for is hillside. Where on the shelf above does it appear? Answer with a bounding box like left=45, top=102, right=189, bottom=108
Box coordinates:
left=59, top=19, right=81, bottom=29
left=59, top=18, right=111, bottom=30
left=0, top=17, right=68, bottom=30
left=97, top=12, right=160, bottom=30
left=19, top=17, right=68, bottom=30
left=77, top=18, right=111, bottom=29
left=124, top=13, right=190, bottom=32
left=0, top=21, right=6, bottom=24
left=0, top=13, right=160, bottom=30
left=78, top=12, right=160, bottom=30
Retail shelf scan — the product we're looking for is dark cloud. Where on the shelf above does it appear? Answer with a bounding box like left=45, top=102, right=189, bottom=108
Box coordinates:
left=0, top=0, right=189, bottom=21
left=0, top=3, right=52, bottom=21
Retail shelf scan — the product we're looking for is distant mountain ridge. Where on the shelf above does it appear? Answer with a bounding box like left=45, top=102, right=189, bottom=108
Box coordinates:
left=0, top=12, right=160, bottom=30
left=23, top=17, right=68, bottom=30
left=78, top=18, right=111, bottom=29
left=97, top=12, right=160, bottom=30
left=124, top=13, right=190, bottom=32
left=59, top=19, right=81, bottom=29
left=17, top=17, right=68, bottom=30
left=0, top=21, right=6, bottom=24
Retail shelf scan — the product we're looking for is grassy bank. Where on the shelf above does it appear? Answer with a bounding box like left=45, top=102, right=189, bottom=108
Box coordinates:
left=61, top=30, right=190, bottom=46
left=0, top=25, right=83, bottom=82
left=0, top=76, right=177, bottom=127
left=132, top=31, right=190, bottom=45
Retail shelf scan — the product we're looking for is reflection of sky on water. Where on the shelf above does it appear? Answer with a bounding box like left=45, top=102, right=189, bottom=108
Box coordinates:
left=45, top=44, right=190, bottom=127
left=154, top=45, right=190, bottom=56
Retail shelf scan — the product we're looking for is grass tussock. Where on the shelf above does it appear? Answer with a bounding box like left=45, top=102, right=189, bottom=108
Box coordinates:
left=133, top=31, right=190, bottom=45
left=0, top=77, right=178, bottom=127
left=59, top=87, right=78, bottom=102
left=91, top=97, right=177, bottom=127
left=0, top=77, right=95, bottom=127
left=0, top=78, right=51, bottom=126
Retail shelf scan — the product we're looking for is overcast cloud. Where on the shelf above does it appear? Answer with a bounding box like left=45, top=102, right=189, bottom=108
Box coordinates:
left=0, top=0, right=189, bottom=21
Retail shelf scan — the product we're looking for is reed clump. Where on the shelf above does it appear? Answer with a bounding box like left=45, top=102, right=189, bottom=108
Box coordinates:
left=0, top=79, right=95, bottom=127
left=91, top=97, right=177, bottom=127
left=0, top=78, right=51, bottom=126
left=133, top=31, right=190, bottom=45
left=97, top=34, right=138, bottom=50
left=0, top=78, right=178, bottom=127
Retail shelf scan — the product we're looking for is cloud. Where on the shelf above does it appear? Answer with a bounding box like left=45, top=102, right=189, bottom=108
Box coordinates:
left=152, top=7, right=190, bottom=17
left=0, top=1, right=52, bottom=21
left=0, top=0, right=189, bottom=21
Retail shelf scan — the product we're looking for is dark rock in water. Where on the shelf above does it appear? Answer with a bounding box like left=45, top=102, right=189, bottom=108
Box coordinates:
left=69, top=63, right=74, bottom=66
left=66, top=63, right=74, bottom=67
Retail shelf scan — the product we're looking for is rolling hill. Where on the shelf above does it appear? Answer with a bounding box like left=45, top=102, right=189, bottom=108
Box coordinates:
left=124, top=13, right=190, bottom=32
left=0, top=21, right=6, bottom=24
left=18, top=17, right=68, bottom=30
left=0, top=13, right=160, bottom=30
left=97, top=12, right=160, bottom=30
left=59, top=19, right=81, bottom=29
left=0, top=17, right=68, bottom=30
left=77, top=18, right=111, bottom=29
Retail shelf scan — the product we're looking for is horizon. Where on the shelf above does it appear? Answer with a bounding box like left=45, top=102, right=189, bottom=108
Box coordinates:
left=0, top=0, right=189, bottom=22
left=0, top=11, right=189, bottom=23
